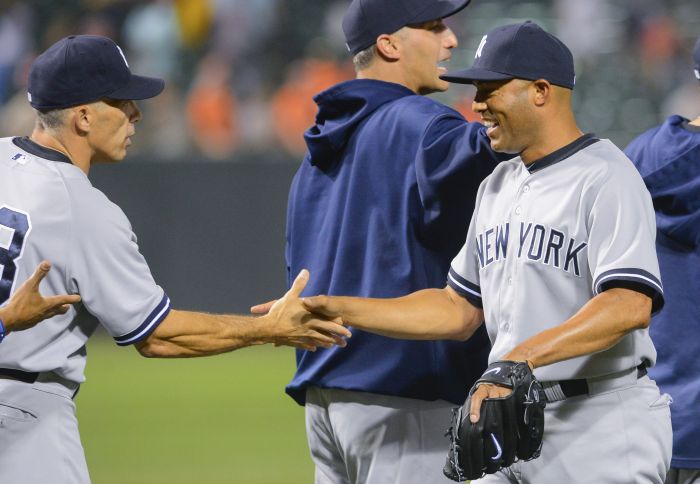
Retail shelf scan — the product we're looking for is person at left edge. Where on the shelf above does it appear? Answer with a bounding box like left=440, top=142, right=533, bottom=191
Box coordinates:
left=0, top=35, right=351, bottom=484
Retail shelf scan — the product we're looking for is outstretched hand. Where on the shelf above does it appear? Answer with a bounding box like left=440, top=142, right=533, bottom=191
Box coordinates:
left=261, top=269, right=351, bottom=351
left=300, top=294, right=345, bottom=320
left=250, top=299, right=276, bottom=315
left=1, top=261, right=81, bottom=333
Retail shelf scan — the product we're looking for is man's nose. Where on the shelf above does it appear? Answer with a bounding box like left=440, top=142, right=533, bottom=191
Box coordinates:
left=472, top=100, right=487, bottom=114
left=443, top=27, right=458, bottom=49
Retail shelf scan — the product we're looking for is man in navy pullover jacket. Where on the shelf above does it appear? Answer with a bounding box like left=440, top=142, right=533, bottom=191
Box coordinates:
left=258, top=1, right=500, bottom=482
left=624, top=37, right=700, bottom=484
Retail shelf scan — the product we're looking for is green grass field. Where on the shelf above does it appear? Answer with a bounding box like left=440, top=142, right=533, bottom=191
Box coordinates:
left=78, top=336, right=312, bottom=484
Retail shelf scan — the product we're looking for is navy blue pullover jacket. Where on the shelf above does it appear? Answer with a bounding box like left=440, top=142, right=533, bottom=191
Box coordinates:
left=286, top=79, right=500, bottom=405
left=625, top=115, right=700, bottom=469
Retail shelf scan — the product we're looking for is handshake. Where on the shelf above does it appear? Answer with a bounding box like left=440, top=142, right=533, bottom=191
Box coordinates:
left=249, top=269, right=354, bottom=352
left=1, top=265, right=352, bottom=354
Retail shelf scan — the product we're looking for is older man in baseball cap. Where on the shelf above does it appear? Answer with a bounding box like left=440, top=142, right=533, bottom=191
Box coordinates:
left=252, top=0, right=501, bottom=482
left=26, top=34, right=165, bottom=171
left=0, top=35, right=350, bottom=483
left=28, top=35, right=164, bottom=111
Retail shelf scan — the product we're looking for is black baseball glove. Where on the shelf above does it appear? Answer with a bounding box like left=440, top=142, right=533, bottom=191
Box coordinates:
left=443, top=360, right=546, bottom=482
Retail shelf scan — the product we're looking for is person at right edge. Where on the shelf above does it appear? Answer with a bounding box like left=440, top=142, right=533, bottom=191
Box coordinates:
left=625, top=36, right=700, bottom=484
left=301, top=21, right=673, bottom=483
left=253, top=0, right=500, bottom=483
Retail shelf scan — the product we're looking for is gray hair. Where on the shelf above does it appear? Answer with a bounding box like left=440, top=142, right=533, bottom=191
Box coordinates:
left=35, top=108, right=69, bottom=131
left=352, top=45, right=376, bottom=72
left=352, top=25, right=410, bottom=72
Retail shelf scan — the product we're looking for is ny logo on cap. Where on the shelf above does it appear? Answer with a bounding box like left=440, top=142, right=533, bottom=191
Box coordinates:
left=116, top=45, right=129, bottom=68
left=475, top=35, right=488, bottom=59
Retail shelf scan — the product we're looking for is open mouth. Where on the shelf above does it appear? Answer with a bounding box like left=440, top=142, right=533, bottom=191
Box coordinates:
left=482, top=119, right=500, bottom=136
left=437, top=59, right=450, bottom=75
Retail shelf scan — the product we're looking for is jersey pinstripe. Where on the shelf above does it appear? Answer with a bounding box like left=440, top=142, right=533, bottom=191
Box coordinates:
left=0, top=137, right=170, bottom=383
left=448, top=135, right=663, bottom=381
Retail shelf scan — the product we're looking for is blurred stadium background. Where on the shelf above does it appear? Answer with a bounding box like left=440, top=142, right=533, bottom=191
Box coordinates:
left=2, top=0, right=697, bottom=482
left=2, top=0, right=699, bottom=156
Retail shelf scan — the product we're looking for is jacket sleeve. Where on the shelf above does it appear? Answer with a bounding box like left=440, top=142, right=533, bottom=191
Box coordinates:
left=414, top=114, right=503, bottom=255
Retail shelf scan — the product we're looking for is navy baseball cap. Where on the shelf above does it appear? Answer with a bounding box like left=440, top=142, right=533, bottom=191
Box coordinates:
left=441, top=21, right=575, bottom=89
left=693, top=36, right=700, bottom=82
left=343, top=0, right=471, bottom=55
left=28, top=35, right=165, bottom=110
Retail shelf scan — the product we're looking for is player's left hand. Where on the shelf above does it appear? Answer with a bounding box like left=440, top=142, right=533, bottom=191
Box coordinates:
left=443, top=360, right=546, bottom=482
left=469, top=383, right=513, bottom=423
left=1, top=261, right=82, bottom=333
left=469, top=359, right=536, bottom=422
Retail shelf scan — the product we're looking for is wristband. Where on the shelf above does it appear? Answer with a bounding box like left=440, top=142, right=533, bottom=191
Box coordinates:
left=0, top=318, right=6, bottom=344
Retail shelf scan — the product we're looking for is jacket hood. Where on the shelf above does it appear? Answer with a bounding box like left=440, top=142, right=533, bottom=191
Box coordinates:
left=633, top=115, right=700, bottom=248
left=304, top=79, right=415, bottom=169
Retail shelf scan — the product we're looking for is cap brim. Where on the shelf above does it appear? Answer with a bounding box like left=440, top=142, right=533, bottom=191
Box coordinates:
left=440, top=67, right=513, bottom=84
left=410, top=0, right=472, bottom=25
left=106, top=74, right=165, bottom=101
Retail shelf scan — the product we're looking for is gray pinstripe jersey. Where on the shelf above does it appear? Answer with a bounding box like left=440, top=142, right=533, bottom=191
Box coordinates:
left=447, top=135, right=663, bottom=381
left=0, top=137, right=170, bottom=383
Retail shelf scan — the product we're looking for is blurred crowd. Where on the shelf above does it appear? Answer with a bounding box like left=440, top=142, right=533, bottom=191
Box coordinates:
left=0, top=0, right=698, bottom=162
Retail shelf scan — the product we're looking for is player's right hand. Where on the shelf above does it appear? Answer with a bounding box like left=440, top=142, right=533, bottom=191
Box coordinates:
left=261, top=269, right=351, bottom=351
left=1, top=261, right=82, bottom=333
left=301, top=294, right=344, bottom=320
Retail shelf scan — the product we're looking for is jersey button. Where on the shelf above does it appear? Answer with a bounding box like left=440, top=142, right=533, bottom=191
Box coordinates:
left=503, top=321, right=511, bottom=331
left=515, top=206, right=522, bottom=215
left=523, top=185, right=530, bottom=193
left=508, top=277, right=513, bottom=285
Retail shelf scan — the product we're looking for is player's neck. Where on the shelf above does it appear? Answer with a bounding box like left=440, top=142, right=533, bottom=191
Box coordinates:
left=690, top=116, right=700, bottom=127
left=356, top=64, right=420, bottom=94
left=520, top=121, right=583, bottom=165
left=30, top=129, right=91, bottom=175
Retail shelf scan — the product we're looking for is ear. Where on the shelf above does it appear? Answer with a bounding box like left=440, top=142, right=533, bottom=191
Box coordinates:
left=70, top=105, right=93, bottom=135
left=375, top=33, right=402, bottom=61
left=531, top=79, right=551, bottom=107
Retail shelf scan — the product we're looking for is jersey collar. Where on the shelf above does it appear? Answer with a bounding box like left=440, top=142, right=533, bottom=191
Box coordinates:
left=12, top=136, right=73, bottom=164
left=525, top=133, right=600, bottom=174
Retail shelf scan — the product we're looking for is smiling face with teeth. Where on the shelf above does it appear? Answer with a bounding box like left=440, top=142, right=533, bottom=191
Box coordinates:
left=472, top=78, right=538, bottom=156
left=398, top=19, right=458, bottom=95
left=470, top=78, right=581, bottom=163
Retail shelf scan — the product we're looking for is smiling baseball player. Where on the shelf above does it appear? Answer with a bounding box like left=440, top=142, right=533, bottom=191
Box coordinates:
left=302, top=22, right=672, bottom=483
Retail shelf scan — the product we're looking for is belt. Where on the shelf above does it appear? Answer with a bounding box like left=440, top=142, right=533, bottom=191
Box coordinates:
left=0, top=368, right=80, bottom=399
left=542, top=363, right=647, bottom=403
left=0, top=368, right=39, bottom=384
